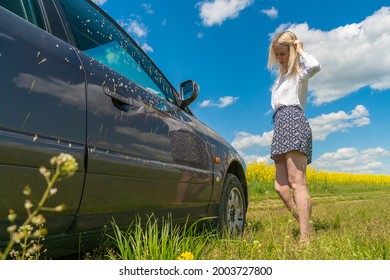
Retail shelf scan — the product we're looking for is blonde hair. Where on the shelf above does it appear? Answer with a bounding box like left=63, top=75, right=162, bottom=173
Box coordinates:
left=267, top=31, right=299, bottom=79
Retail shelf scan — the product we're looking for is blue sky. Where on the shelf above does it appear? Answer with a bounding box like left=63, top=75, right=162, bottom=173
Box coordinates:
left=92, top=0, right=390, bottom=175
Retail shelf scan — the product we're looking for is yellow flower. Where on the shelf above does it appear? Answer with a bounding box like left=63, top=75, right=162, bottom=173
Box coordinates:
left=8, top=209, right=17, bottom=222
left=24, top=199, right=33, bottom=210
left=54, top=204, right=66, bottom=212
left=50, top=153, right=78, bottom=177
left=177, top=251, right=194, bottom=260
left=23, top=185, right=31, bottom=196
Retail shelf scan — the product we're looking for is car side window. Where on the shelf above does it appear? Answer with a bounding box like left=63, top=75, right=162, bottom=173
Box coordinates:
left=0, top=0, right=45, bottom=29
left=57, top=0, right=176, bottom=104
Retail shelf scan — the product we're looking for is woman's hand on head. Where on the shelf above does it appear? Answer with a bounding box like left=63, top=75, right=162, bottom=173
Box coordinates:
left=293, top=40, right=304, bottom=54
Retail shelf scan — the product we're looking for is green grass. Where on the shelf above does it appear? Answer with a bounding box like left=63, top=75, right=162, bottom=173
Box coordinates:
left=102, top=215, right=217, bottom=260
left=94, top=183, right=390, bottom=260
left=217, top=188, right=390, bottom=260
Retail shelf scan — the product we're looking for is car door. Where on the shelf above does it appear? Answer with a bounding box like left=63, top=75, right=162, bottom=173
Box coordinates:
left=0, top=2, right=86, bottom=240
left=56, top=0, right=214, bottom=231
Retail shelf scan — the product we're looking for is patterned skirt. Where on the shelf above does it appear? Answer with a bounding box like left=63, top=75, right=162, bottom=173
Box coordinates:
left=270, top=105, right=312, bottom=164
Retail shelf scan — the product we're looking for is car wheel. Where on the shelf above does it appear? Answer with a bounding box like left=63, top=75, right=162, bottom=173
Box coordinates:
left=214, top=173, right=246, bottom=236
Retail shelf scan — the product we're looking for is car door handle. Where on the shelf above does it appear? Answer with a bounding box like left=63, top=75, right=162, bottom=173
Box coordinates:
left=103, top=84, right=133, bottom=106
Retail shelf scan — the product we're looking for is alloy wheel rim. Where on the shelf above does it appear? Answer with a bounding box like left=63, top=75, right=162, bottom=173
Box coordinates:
left=227, top=186, right=244, bottom=234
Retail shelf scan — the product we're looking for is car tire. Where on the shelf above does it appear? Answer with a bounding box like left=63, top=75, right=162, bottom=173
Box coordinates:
left=214, top=173, right=246, bottom=236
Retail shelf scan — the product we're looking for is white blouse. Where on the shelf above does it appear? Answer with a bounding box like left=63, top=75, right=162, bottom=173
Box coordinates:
left=271, top=52, right=321, bottom=111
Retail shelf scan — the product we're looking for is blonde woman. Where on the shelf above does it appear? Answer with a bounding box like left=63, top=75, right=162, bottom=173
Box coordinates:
left=267, top=31, right=321, bottom=242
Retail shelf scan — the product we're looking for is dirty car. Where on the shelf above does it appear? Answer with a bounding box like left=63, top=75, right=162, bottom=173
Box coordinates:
left=0, top=0, right=247, bottom=257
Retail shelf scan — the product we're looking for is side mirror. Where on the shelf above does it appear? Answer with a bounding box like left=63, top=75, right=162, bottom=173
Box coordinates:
left=179, top=80, right=199, bottom=109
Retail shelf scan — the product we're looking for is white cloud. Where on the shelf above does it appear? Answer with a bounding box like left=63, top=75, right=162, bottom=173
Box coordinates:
left=231, top=131, right=273, bottom=165
left=261, top=7, right=278, bottom=19
left=199, top=100, right=212, bottom=107
left=141, top=3, right=154, bottom=15
left=161, top=19, right=167, bottom=27
left=140, top=43, right=154, bottom=53
left=197, top=0, right=254, bottom=27
left=312, top=147, right=390, bottom=174
left=127, top=20, right=148, bottom=38
left=272, top=7, right=390, bottom=105
left=117, top=18, right=148, bottom=38
left=309, top=105, right=370, bottom=141
left=105, top=50, right=120, bottom=64
left=239, top=151, right=273, bottom=165
left=118, top=18, right=153, bottom=53
left=92, top=0, right=107, bottom=6
left=199, top=96, right=239, bottom=108
left=231, top=131, right=273, bottom=150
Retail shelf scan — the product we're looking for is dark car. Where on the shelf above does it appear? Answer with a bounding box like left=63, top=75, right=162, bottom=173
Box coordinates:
left=0, top=0, right=247, bottom=257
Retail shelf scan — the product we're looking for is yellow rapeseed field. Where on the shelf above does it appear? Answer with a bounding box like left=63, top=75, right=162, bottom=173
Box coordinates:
left=246, top=162, right=390, bottom=187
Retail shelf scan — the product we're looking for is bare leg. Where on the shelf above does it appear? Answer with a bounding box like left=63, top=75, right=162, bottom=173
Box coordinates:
left=274, top=155, right=299, bottom=222
left=285, top=151, right=312, bottom=241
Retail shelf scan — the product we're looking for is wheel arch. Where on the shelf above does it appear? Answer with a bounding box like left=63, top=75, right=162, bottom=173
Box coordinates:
left=226, top=160, right=248, bottom=211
